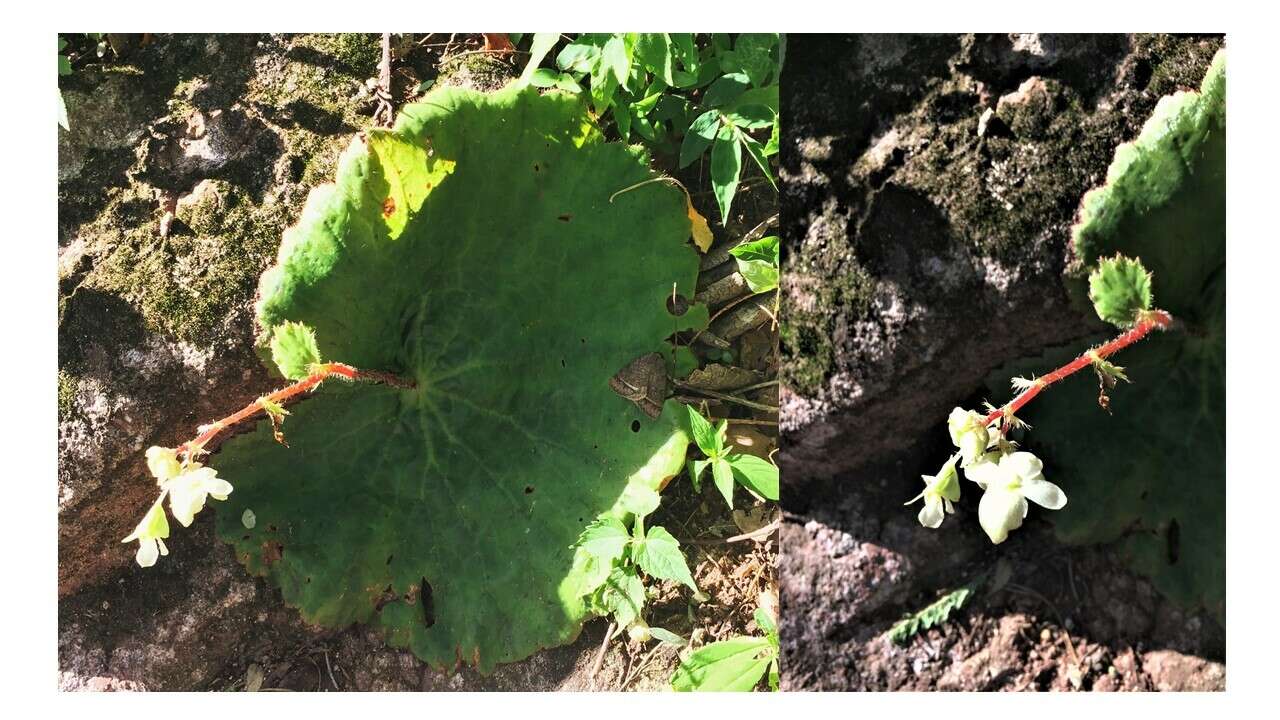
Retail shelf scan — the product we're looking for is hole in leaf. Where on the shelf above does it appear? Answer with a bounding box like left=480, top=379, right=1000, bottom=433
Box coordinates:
left=666, top=294, right=690, bottom=316
left=421, top=578, right=436, bottom=628
left=1166, top=519, right=1181, bottom=564
left=630, top=420, right=641, bottom=432
left=558, top=213, right=572, bottom=222
left=386, top=554, right=394, bottom=565
left=382, top=197, right=396, bottom=218
left=524, top=485, right=534, bottom=494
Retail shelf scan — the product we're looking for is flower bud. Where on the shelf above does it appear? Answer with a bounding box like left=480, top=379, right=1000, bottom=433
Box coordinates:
left=145, top=446, right=183, bottom=483
left=947, top=408, right=989, bottom=466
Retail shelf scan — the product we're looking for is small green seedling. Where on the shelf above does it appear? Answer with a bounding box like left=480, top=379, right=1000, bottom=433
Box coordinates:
left=573, top=488, right=697, bottom=641
left=518, top=33, right=781, bottom=225
left=671, top=606, right=779, bottom=692
left=888, top=581, right=979, bottom=645
left=685, top=404, right=780, bottom=509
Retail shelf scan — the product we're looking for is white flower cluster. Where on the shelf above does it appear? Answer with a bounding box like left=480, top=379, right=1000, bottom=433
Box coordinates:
left=907, top=408, right=1067, bottom=544
left=122, top=446, right=233, bottom=567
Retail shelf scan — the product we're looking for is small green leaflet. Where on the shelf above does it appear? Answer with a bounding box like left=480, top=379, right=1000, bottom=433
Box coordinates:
left=596, top=566, right=646, bottom=629
left=727, top=454, right=780, bottom=501
left=671, top=636, right=777, bottom=692
left=633, top=33, right=675, bottom=86
left=650, top=627, right=687, bottom=646
left=712, top=457, right=735, bottom=508
left=887, top=583, right=977, bottom=645
left=702, top=72, right=750, bottom=108
left=269, top=321, right=323, bottom=380
left=710, top=125, right=743, bottom=224
left=575, top=517, right=630, bottom=565
left=1088, top=254, right=1154, bottom=329
left=687, top=458, right=711, bottom=492
left=686, top=404, right=721, bottom=455
left=617, top=482, right=662, bottom=518
left=729, top=236, right=780, bottom=294
left=632, top=525, right=697, bottom=591
left=680, top=110, right=722, bottom=169
left=519, top=33, right=561, bottom=85
left=753, top=607, right=778, bottom=642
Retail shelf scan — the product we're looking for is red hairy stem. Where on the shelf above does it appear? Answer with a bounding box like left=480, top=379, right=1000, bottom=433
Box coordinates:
left=982, top=310, right=1172, bottom=426
left=175, top=362, right=410, bottom=458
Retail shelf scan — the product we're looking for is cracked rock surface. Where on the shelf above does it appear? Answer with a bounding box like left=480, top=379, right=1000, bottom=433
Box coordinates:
left=777, top=33, right=1224, bottom=691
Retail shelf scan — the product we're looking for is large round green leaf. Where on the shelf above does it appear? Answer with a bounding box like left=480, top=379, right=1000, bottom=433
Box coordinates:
left=212, top=85, right=703, bottom=670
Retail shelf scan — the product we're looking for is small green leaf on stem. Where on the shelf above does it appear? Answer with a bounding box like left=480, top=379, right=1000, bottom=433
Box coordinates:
left=632, top=525, right=697, bottom=591
left=730, top=235, right=780, bottom=293
left=270, top=321, right=323, bottom=380
left=712, top=457, right=735, bottom=508
left=727, top=453, right=779, bottom=501
left=710, top=125, right=742, bottom=224
left=519, top=33, right=561, bottom=85
left=1089, top=254, right=1153, bottom=329
left=680, top=110, right=721, bottom=169
left=575, top=517, right=630, bottom=565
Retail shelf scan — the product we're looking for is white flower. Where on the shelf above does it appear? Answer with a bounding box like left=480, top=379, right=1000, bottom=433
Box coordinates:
left=965, top=451, right=1066, bottom=544
left=906, top=456, right=961, bottom=529
left=166, top=466, right=234, bottom=527
left=145, top=446, right=183, bottom=483
left=947, top=408, right=990, bottom=466
left=122, top=500, right=170, bottom=568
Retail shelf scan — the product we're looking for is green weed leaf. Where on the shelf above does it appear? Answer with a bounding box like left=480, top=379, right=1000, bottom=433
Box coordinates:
left=686, top=404, right=718, bottom=456
left=888, top=584, right=975, bottom=645
left=702, top=72, right=749, bottom=109
left=680, top=110, right=721, bottom=169
left=519, top=33, right=561, bottom=85
left=576, top=518, right=631, bottom=565
left=727, top=453, right=779, bottom=501
left=710, top=126, right=742, bottom=223
left=672, top=636, right=775, bottom=691
left=712, top=457, right=735, bottom=508
left=730, top=235, right=780, bottom=293
left=597, top=566, right=647, bottom=629
left=632, top=525, right=697, bottom=591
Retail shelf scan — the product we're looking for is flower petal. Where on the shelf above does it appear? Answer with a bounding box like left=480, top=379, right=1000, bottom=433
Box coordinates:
left=1022, top=477, right=1067, bottom=510
left=135, top=538, right=159, bottom=567
left=145, top=446, right=182, bottom=482
left=1005, top=452, right=1043, bottom=483
left=168, top=482, right=204, bottom=527
left=205, top=478, right=234, bottom=501
left=918, top=499, right=945, bottom=529
left=978, top=487, right=1026, bottom=544
left=964, top=454, right=1003, bottom=488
